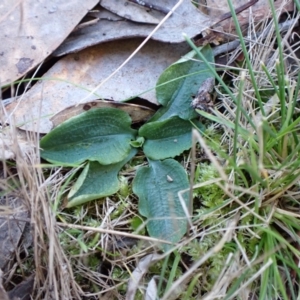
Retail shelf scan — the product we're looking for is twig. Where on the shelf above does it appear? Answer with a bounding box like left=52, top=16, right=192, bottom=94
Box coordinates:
left=211, top=0, right=258, bottom=28
left=212, top=18, right=298, bottom=57
left=57, top=222, right=173, bottom=246
left=128, top=0, right=170, bottom=14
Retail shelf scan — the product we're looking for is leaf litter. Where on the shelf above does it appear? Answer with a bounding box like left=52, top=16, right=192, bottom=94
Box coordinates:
left=5, top=39, right=189, bottom=133
left=0, top=0, right=99, bottom=85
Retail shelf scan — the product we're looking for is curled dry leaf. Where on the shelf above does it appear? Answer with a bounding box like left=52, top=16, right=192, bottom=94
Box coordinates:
left=0, top=0, right=99, bottom=85
left=51, top=100, right=155, bottom=128
left=5, top=39, right=189, bottom=133
left=192, top=77, right=215, bottom=111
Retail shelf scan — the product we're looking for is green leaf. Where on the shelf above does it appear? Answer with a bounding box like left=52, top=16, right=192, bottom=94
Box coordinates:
left=67, top=148, right=137, bottom=207
left=132, top=159, right=189, bottom=251
left=40, top=108, right=136, bottom=165
left=139, top=117, right=192, bottom=160
left=130, top=216, right=146, bottom=234
left=153, top=45, right=214, bottom=122
left=130, top=136, right=145, bottom=148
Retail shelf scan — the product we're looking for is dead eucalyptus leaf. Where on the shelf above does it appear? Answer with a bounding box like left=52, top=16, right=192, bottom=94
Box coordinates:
left=101, top=0, right=161, bottom=24
left=0, top=0, right=99, bottom=86
left=5, top=39, right=189, bottom=133
left=53, top=0, right=211, bottom=56
left=51, top=100, right=155, bottom=128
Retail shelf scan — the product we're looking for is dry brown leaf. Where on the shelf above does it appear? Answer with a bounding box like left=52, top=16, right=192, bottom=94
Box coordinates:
left=50, top=100, right=155, bottom=128
left=0, top=0, right=99, bottom=86
left=5, top=39, right=189, bottom=133
left=53, top=0, right=212, bottom=56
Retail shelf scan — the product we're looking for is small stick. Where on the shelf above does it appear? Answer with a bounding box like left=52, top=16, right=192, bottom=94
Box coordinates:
left=127, top=0, right=170, bottom=14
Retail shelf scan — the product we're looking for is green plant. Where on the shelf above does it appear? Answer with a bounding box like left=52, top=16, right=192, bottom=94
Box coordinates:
left=40, top=0, right=300, bottom=294
left=40, top=45, right=215, bottom=251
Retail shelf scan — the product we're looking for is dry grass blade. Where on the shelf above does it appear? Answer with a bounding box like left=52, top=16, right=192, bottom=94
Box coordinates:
left=0, top=269, right=9, bottom=300
left=0, top=113, right=80, bottom=298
